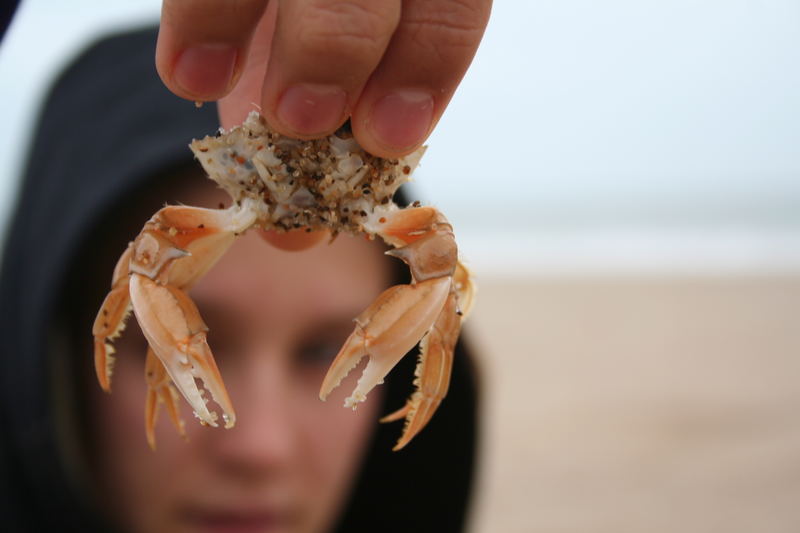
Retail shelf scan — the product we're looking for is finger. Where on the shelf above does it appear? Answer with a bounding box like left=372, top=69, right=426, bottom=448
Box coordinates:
left=259, top=0, right=402, bottom=139
left=218, top=1, right=278, bottom=129
left=156, top=0, right=269, bottom=102
left=351, top=0, right=492, bottom=158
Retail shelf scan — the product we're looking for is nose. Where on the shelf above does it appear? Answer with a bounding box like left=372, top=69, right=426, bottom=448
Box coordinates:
left=203, top=345, right=297, bottom=475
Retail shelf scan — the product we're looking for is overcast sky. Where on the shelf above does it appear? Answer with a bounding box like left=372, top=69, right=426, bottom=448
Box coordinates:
left=2, top=1, right=799, bottom=273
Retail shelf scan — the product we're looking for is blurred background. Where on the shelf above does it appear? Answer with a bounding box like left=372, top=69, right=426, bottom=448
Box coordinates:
left=2, top=1, right=800, bottom=531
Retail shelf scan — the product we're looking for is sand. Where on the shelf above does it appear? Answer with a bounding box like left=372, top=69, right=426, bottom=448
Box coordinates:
left=467, top=275, right=800, bottom=533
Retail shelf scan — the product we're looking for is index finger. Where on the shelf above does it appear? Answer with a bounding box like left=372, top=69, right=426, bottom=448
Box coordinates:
left=156, top=0, right=269, bottom=102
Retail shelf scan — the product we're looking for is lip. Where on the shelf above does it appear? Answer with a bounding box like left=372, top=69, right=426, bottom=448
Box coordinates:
left=180, top=504, right=296, bottom=533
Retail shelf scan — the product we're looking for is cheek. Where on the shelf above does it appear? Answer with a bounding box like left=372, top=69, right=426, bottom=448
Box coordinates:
left=91, top=347, right=191, bottom=532
left=92, top=351, right=156, bottom=526
left=291, top=371, right=382, bottom=529
left=301, top=385, right=380, bottom=464
left=93, top=350, right=150, bottom=482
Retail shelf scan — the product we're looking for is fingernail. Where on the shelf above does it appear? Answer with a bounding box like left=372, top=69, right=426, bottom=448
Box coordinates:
left=276, top=84, right=347, bottom=136
left=369, top=90, right=434, bottom=151
left=174, top=44, right=238, bottom=99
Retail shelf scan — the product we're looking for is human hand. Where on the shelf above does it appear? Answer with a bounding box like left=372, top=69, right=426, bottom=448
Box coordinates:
left=155, top=0, right=491, bottom=159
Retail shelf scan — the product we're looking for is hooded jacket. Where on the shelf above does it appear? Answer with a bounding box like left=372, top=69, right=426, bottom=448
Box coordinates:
left=0, top=27, right=478, bottom=532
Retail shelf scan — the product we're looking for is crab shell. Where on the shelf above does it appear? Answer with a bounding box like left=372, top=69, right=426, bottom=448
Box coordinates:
left=93, top=112, right=474, bottom=451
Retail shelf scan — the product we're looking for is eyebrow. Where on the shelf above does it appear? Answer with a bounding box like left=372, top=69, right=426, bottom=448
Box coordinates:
left=192, top=296, right=243, bottom=331
left=301, top=315, right=358, bottom=339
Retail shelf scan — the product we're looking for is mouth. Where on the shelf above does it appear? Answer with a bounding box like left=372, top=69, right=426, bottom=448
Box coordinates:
left=180, top=505, right=296, bottom=533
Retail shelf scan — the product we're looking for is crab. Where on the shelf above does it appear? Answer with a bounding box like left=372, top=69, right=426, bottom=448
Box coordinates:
left=92, top=112, right=475, bottom=451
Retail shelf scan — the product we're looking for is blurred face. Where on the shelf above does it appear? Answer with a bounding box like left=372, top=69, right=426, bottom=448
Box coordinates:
left=92, top=226, right=391, bottom=533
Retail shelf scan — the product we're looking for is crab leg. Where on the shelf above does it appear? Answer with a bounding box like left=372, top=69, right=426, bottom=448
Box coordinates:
left=93, top=244, right=134, bottom=392
left=453, top=261, right=476, bottom=318
left=144, top=347, right=186, bottom=450
left=130, top=274, right=235, bottom=429
left=123, top=205, right=257, bottom=431
left=321, top=205, right=473, bottom=448
left=92, top=203, right=258, bottom=445
left=319, top=277, right=450, bottom=407
left=368, top=206, right=457, bottom=281
left=380, top=288, right=461, bottom=450
left=320, top=207, right=459, bottom=410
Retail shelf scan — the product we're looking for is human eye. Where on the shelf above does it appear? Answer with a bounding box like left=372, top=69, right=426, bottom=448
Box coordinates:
left=194, top=303, right=246, bottom=364
left=204, top=327, right=246, bottom=365
left=294, top=336, right=341, bottom=368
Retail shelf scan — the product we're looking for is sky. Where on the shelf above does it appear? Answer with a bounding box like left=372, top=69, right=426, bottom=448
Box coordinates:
left=1, top=0, right=799, bottom=274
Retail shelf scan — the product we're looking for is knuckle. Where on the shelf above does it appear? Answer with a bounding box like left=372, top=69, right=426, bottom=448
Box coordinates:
left=162, top=0, right=266, bottom=39
left=403, top=0, right=490, bottom=62
left=297, top=1, right=397, bottom=62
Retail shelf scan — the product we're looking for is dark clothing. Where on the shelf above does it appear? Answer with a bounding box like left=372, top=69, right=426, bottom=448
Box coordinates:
left=0, top=0, right=19, bottom=43
left=0, top=27, right=478, bottom=532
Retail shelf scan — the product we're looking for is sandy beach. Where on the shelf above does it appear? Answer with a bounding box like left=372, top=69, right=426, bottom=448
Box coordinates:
left=467, top=275, right=800, bottom=533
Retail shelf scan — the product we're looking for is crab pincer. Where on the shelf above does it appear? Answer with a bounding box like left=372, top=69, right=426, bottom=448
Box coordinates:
left=144, top=348, right=185, bottom=450
left=319, top=205, right=469, bottom=449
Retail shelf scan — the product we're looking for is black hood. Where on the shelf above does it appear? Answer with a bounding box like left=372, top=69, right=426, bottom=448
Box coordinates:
left=0, top=27, right=220, bottom=531
left=0, top=27, right=478, bottom=532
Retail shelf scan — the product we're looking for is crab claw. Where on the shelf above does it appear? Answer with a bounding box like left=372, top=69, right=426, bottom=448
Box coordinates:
left=319, top=277, right=450, bottom=408
left=92, top=244, right=134, bottom=392
left=130, top=273, right=236, bottom=429
left=144, top=347, right=186, bottom=450
left=380, top=289, right=461, bottom=450
left=92, top=285, right=130, bottom=392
